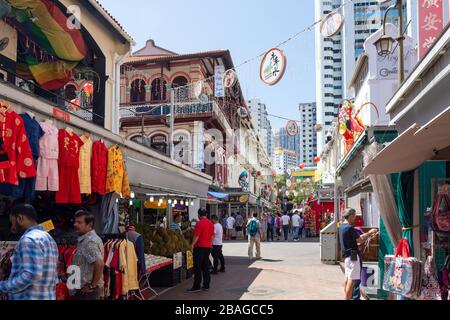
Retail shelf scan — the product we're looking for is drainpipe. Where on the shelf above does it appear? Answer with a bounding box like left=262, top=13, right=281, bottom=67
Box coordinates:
left=113, top=49, right=132, bottom=135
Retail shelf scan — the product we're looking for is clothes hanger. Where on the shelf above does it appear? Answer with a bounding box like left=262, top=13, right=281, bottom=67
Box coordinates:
left=26, top=111, right=36, bottom=119
left=65, top=127, right=74, bottom=135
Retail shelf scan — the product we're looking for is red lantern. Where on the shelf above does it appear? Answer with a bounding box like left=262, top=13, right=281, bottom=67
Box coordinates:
left=83, top=82, right=94, bottom=97
left=298, top=164, right=306, bottom=170
left=314, top=156, right=321, bottom=163
left=257, top=171, right=262, bottom=177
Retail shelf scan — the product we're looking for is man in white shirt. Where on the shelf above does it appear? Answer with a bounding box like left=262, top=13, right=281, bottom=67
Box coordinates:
left=281, top=212, right=291, bottom=241
left=226, top=213, right=236, bottom=240
left=291, top=211, right=301, bottom=241
left=211, top=215, right=225, bottom=274
left=247, top=213, right=262, bottom=260
left=235, top=213, right=244, bottom=240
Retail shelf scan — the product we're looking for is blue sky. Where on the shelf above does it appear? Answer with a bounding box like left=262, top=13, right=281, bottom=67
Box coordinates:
left=100, top=0, right=317, bottom=130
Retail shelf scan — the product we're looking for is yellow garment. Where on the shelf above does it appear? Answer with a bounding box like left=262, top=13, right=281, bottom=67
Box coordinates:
left=78, top=135, right=93, bottom=194
left=119, top=240, right=139, bottom=295
left=106, top=145, right=131, bottom=197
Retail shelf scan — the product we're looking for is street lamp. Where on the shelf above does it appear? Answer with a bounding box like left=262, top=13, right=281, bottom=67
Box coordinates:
left=374, top=0, right=405, bottom=85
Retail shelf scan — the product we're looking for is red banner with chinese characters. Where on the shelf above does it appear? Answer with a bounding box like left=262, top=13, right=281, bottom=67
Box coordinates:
left=418, top=0, right=445, bottom=59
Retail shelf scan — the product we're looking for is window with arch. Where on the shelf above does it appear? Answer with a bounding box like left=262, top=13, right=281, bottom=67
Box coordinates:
left=151, top=78, right=167, bottom=102
left=130, top=79, right=146, bottom=103
left=174, top=132, right=190, bottom=165
left=65, top=84, right=77, bottom=101
left=130, top=135, right=150, bottom=147
left=172, top=76, right=189, bottom=101
left=150, top=134, right=168, bottom=154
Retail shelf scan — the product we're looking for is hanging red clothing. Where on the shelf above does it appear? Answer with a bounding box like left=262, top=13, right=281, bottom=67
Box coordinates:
left=91, top=140, right=108, bottom=195
left=56, top=129, right=84, bottom=204
left=0, top=107, right=37, bottom=185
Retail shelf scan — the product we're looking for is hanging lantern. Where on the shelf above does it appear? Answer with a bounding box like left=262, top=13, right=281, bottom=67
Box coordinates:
left=298, top=164, right=306, bottom=170
left=83, top=82, right=94, bottom=97
left=314, top=156, right=321, bottom=163
left=257, top=171, right=262, bottom=177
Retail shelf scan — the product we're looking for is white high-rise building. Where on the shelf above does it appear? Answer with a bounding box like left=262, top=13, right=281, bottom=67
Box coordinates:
left=315, top=0, right=343, bottom=156
left=247, top=99, right=273, bottom=157
left=299, top=102, right=317, bottom=166
left=273, top=148, right=298, bottom=175
left=315, top=0, right=410, bottom=154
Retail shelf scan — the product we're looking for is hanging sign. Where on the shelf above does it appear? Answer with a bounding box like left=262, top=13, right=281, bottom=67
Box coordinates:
left=259, top=48, right=287, bottom=86
left=418, top=0, right=444, bottom=58
left=320, top=11, right=345, bottom=38
left=286, top=179, right=292, bottom=188
left=173, top=252, right=182, bottom=269
left=214, top=65, right=225, bottom=98
left=286, top=120, right=299, bottom=136
left=223, top=69, right=237, bottom=88
left=53, top=107, right=70, bottom=122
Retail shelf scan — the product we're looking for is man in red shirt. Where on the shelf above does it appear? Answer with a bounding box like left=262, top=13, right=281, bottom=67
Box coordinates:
left=188, top=208, right=215, bottom=293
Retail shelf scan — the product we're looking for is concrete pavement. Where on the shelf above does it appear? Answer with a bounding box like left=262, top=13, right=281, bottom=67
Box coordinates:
left=156, top=239, right=344, bottom=300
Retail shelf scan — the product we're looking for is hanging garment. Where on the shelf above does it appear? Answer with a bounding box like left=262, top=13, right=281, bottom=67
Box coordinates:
left=36, top=121, right=59, bottom=191
left=101, top=192, right=120, bottom=235
left=55, top=129, right=84, bottom=204
left=20, top=113, right=44, bottom=159
left=106, top=145, right=131, bottom=198
left=0, top=107, right=37, bottom=185
left=126, top=230, right=146, bottom=276
left=78, top=135, right=93, bottom=194
left=119, top=240, right=139, bottom=295
left=91, top=140, right=107, bottom=195
left=418, top=256, right=442, bottom=300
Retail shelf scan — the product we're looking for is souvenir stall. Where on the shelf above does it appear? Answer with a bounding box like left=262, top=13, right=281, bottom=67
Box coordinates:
left=0, top=97, right=150, bottom=300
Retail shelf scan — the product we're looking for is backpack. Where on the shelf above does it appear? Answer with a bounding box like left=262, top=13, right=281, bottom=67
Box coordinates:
left=248, top=220, right=258, bottom=237
left=431, top=185, right=450, bottom=236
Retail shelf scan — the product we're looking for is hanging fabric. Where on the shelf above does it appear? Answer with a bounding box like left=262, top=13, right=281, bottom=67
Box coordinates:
left=397, top=171, right=415, bottom=253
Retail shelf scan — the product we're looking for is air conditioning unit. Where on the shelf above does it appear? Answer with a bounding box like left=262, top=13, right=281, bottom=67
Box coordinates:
left=0, top=20, right=17, bottom=62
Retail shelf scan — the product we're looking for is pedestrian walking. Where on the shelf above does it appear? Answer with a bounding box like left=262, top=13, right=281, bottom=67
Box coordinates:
left=260, top=213, right=268, bottom=242
left=226, top=213, right=235, bottom=240
left=275, top=213, right=283, bottom=241
left=0, top=204, right=58, bottom=300
left=211, top=215, right=225, bottom=274
left=71, top=210, right=105, bottom=300
left=339, top=208, right=377, bottom=300
left=247, top=213, right=262, bottom=260
left=291, top=211, right=301, bottom=241
left=266, top=213, right=275, bottom=242
left=235, top=213, right=244, bottom=240
left=221, top=214, right=228, bottom=239
left=188, top=209, right=215, bottom=293
left=281, top=212, right=291, bottom=241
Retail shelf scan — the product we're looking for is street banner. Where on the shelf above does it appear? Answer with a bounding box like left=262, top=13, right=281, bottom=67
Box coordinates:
left=418, top=0, right=444, bottom=59
left=214, top=65, right=225, bottom=97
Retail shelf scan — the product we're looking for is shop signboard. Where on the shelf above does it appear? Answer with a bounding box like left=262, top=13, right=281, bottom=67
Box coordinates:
left=418, top=0, right=444, bottom=58
left=194, top=121, right=205, bottom=170
left=53, top=107, right=70, bottom=122
left=222, top=194, right=250, bottom=204
left=214, top=65, right=225, bottom=98
left=259, top=48, right=287, bottom=86
left=173, top=252, right=183, bottom=270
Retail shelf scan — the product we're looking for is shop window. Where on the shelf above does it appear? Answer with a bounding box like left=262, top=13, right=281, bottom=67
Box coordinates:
left=130, top=79, right=146, bottom=103
left=151, top=78, right=167, bottom=102
left=131, top=135, right=150, bottom=147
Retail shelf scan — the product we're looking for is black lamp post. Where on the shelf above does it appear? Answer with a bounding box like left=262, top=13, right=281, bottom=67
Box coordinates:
left=374, top=0, right=405, bottom=85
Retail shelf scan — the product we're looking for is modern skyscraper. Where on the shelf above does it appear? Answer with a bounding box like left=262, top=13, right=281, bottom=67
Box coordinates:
left=315, top=0, right=410, bottom=155
left=273, top=128, right=301, bottom=163
left=247, top=99, right=273, bottom=157
left=273, top=148, right=299, bottom=175
left=299, top=102, right=317, bottom=166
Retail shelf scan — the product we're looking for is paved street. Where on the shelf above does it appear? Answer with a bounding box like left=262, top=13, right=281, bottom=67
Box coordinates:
left=157, top=239, right=343, bottom=300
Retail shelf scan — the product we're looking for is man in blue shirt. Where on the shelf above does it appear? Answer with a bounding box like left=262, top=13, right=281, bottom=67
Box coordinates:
left=0, top=204, right=58, bottom=300
left=339, top=208, right=377, bottom=300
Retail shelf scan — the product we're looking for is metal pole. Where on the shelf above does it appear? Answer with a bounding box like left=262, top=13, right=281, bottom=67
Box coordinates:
left=169, top=89, right=175, bottom=160
left=397, top=0, right=405, bottom=86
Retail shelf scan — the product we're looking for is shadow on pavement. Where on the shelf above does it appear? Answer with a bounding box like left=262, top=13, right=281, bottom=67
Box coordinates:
left=156, top=256, right=263, bottom=300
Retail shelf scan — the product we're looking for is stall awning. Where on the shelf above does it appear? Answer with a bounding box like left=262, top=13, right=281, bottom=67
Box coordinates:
left=208, top=192, right=230, bottom=200
left=126, top=156, right=210, bottom=198
left=363, top=106, right=450, bottom=175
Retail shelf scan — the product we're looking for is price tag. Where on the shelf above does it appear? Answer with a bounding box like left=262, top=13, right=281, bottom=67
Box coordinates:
left=40, top=220, right=55, bottom=232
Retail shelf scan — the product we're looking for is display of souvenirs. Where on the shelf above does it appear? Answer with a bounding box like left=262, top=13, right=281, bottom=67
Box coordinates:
left=418, top=256, right=442, bottom=300
left=144, top=254, right=173, bottom=272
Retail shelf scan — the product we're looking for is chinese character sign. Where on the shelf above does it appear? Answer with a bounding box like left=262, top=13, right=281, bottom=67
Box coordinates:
left=260, top=48, right=287, bottom=86
left=215, top=65, right=225, bottom=98
left=418, top=0, right=444, bottom=58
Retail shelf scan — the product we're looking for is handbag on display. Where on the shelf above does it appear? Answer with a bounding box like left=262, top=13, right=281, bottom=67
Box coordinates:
left=431, top=185, right=450, bottom=235
left=418, top=256, right=442, bottom=300
left=383, top=238, right=423, bottom=299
